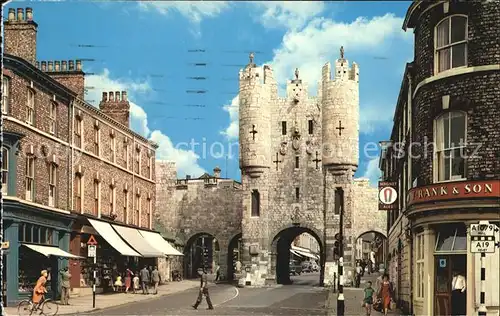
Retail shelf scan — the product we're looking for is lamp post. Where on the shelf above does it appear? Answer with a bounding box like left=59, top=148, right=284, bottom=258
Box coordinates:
left=337, top=202, right=345, bottom=316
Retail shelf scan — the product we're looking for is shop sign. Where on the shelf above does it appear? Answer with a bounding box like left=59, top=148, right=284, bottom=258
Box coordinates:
left=470, top=236, right=496, bottom=253
left=88, top=245, right=97, bottom=257
left=408, top=180, right=500, bottom=206
left=378, top=181, right=398, bottom=210
left=1, top=241, right=9, bottom=249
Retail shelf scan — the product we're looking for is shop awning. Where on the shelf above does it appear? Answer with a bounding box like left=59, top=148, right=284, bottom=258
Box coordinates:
left=138, top=230, right=184, bottom=256
left=23, top=244, right=84, bottom=259
left=295, top=250, right=319, bottom=260
left=112, top=225, right=165, bottom=258
left=290, top=249, right=304, bottom=257
left=88, top=219, right=141, bottom=257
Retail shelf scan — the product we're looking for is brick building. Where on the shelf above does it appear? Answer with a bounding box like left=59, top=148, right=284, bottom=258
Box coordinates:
left=381, top=1, right=500, bottom=315
left=1, top=7, right=170, bottom=305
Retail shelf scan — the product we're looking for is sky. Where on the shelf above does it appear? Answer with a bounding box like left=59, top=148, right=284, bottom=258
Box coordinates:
left=5, top=1, right=414, bottom=185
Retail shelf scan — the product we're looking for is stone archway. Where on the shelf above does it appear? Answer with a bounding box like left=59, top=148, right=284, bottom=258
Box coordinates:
left=270, top=226, right=324, bottom=286
left=354, top=230, right=387, bottom=273
left=183, top=232, right=220, bottom=279
left=227, top=233, right=242, bottom=283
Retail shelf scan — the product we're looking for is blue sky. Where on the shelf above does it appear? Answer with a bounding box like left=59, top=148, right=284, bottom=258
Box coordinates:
left=6, top=1, right=414, bottom=185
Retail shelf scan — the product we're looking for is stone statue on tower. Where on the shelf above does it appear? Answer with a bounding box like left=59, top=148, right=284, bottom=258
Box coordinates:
left=340, top=46, right=344, bottom=59
left=295, top=68, right=299, bottom=80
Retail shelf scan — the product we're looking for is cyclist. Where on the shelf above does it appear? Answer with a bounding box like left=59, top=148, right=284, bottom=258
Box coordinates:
left=33, top=270, right=49, bottom=309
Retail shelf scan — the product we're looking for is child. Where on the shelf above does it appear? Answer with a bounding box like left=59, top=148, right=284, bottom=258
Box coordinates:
left=363, top=281, right=375, bottom=316
left=132, top=272, right=140, bottom=294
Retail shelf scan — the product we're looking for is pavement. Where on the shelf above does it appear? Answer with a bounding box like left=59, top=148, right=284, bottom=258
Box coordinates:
left=5, top=272, right=405, bottom=316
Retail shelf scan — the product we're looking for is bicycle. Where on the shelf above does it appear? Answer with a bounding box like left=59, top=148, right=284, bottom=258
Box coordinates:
left=17, top=295, right=59, bottom=316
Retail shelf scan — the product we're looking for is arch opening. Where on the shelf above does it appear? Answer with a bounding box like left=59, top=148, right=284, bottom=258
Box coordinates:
left=271, top=227, right=324, bottom=286
left=227, top=233, right=242, bottom=283
left=183, top=233, right=219, bottom=279
left=354, top=231, right=387, bottom=274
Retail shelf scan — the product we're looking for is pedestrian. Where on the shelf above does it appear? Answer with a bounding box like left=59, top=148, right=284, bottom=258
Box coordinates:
left=192, top=268, right=214, bottom=310
left=215, top=265, right=220, bottom=282
left=367, top=259, right=372, bottom=275
left=377, top=274, right=394, bottom=316
left=133, top=272, right=140, bottom=294
left=451, top=269, right=466, bottom=315
left=151, top=266, right=160, bottom=295
left=355, top=263, right=363, bottom=288
left=33, top=270, right=48, bottom=308
left=363, top=281, right=375, bottom=316
left=59, top=267, right=71, bottom=305
left=125, top=268, right=134, bottom=293
left=140, top=265, right=150, bottom=295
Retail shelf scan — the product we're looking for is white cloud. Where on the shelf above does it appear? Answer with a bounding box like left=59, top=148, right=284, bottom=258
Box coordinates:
left=363, top=157, right=381, bottom=186
left=221, top=13, right=410, bottom=139
left=85, top=69, right=206, bottom=177
left=251, top=1, right=326, bottom=30
left=138, top=1, right=230, bottom=24
left=359, top=103, right=394, bottom=134
left=220, top=95, right=239, bottom=140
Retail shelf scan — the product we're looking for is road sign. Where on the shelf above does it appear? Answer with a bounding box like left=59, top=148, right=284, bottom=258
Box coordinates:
left=471, top=236, right=496, bottom=253
left=469, top=223, right=499, bottom=237
left=87, top=235, right=98, bottom=245
left=88, top=245, right=97, bottom=257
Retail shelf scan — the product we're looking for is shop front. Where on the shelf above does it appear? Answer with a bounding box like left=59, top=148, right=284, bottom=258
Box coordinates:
left=2, top=198, right=77, bottom=306
left=407, top=180, right=500, bottom=316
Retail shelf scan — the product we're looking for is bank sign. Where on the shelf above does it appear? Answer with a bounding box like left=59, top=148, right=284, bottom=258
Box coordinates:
left=378, top=181, right=398, bottom=210
left=408, top=180, right=500, bottom=206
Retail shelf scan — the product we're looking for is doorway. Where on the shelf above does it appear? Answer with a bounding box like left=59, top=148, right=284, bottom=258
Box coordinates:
left=434, top=254, right=466, bottom=316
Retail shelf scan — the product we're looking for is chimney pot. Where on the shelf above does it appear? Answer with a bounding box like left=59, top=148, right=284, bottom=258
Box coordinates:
left=54, top=61, right=60, bottom=72
left=121, top=91, right=127, bottom=101
left=47, top=61, right=53, bottom=72
left=186, top=175, right=191, bottom=180
left=17, top=8, right=24, bottom=21
left=41, top=61, right=47, bottom=71
left=36, top=61, right=40, bottom=69
left=213, top=166, right=221, bottom=178
left=68, top=60, right=75, bottom=71
left=8, top=8, right=15, bottom=22
left=76, top=60, right=82, bottom=71
left=109, top=91, right=114, bottom=101
left=115, top=91, right=121, bottom=101
left=102, top=92, right=108, bottom=102
left=61, top=61, right=67, bottom=71
left=26, top=7, right=33, bottom=21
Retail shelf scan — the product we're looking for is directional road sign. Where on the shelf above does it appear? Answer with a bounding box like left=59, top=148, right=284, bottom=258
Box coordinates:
left=470, top=236, right=496, bottom=253
left=469, top=223, right=499, bottom=237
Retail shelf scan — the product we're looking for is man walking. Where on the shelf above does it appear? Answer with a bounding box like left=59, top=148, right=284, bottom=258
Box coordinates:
left=140, top=265, right=150, bottom=295
left=151, top=266, right=160, bottom=294
left=59, top=267, right=71, bottom=305
left=192, top=268, right=214, bottom=310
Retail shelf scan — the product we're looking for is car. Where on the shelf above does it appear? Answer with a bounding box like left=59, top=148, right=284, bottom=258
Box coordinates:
left=289, top=260, right=302, bottom=275
left=311, top=263, right=319, bottom=272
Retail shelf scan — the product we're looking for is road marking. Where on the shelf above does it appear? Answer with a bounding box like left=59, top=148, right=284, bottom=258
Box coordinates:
left=279, top=307, right=326, bottom=311
left=214, top=286, right=239, bottom=307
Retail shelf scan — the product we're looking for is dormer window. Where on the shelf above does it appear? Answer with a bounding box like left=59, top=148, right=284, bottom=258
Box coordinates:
left=435, top=15, right=468, bottom=73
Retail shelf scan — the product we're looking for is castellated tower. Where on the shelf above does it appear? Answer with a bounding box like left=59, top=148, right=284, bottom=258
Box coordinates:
left=321, top=47, right=360, bottom=282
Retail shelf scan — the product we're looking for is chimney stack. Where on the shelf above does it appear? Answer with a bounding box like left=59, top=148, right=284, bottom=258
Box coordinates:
left=99, top=90, right=131, bottom=127
left=213, top=166, right=221, bottom=178
left=4, top=7, right=38, bottom=64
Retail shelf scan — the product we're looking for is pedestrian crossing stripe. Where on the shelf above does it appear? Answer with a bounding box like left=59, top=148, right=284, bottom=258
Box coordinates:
left=471, top=236, right=494, bottom=241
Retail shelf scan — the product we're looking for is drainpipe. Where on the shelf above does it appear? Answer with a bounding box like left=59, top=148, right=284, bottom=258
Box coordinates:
left=69, top=99, right=74, bottom=217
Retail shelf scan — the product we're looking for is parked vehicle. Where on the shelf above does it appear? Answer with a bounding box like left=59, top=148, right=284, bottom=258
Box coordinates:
left=301, top=261, right=312, bottom=273
left=289, top=260, right=302, bottom=275
left=311, top=263, right=320, bottom=272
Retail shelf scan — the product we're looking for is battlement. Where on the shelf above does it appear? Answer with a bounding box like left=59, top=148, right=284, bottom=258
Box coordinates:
left=36, top=60, right=83, bottom=73
left=6, top=7, right=36, bottom=24
left=322, top=59, right=359, bottom=84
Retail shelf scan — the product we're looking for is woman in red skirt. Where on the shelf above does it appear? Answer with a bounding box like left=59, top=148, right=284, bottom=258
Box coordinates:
left=125, top=268, right=134, bottom=293
left=377, top=274, right=394, bottom=316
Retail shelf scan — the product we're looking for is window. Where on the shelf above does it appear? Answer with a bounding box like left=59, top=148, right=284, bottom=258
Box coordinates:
left=94, top=126, right=100, bottom=156
left=48, top=164, right=57, bottom=207
left=295, top=156, right=300, bottom=169
left=2, top=77, right=10, bottom=114
left=281, top=121, right=287, bottom=135
left=435, top=15, right=468, bottom=72
left=308, top=120, right=313, bottom=134
left=18, top=224, right=54, bottom=245
left=124, top=140, right=130, bottom=169
left=74, top=117, right=82, bottom=148
left=93, top=180, right=100, bottom=216
left=135, top=149, right=141, bottom=174
left=26, top=88, right=35, bottom=124
left=435, top=112, right=466, bottom=182
left=415, top=233, right=425, bottom=299
left=135, top=194, right=141, bottom=226
left=74, top=174, right=82, bottom=212
left=49, top=102, right=57, bottom=135
left=25, top=155, right=35, bottom=201
left=2, top=147, right=8, bottom=195
left=109, top=186, right=115, bottom=215
left=295, top=187, right=300, bottom=202
left=334, top=188, right=344, bottom=215
left=110, top=136, right=116, bottom=163
left=147, top=197, right=152, bottom=229
left=251, top=189, right=260, bottom=217
left=147, top=156, right=153, bottom=179
left=123, top=190, right=129, bottom=224
left=435, top=225, right=467, bottom=252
